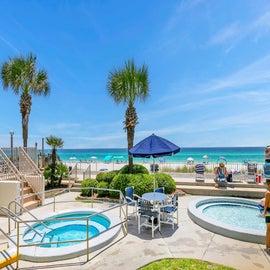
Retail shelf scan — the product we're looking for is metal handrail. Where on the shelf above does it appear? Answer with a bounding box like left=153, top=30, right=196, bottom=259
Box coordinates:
left=8, top=200, right=51, bottom=231
left=18, top=147, right=41, bottom=174
left=0, top=206, right=43, bottom=237
left=1, top=186, right=129, bottom=268
left=0, top=227, right=17, bottom=246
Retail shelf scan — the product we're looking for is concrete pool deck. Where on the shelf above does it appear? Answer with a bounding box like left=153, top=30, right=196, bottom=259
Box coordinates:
left=1, top=189, right=270, bottom=269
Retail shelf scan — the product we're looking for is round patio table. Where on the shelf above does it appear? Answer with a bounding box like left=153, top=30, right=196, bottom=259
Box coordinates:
left=142, top=192, right=168, bottom=202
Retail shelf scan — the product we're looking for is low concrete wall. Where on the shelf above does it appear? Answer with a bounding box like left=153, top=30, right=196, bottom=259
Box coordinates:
left=0, top=181, right=20, bottom=214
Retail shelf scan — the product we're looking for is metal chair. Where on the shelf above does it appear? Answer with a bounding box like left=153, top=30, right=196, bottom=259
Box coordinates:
left=125, top=186, right=140, bottom=217
left=263, top=163, right=270, bottom=183
left=160, top=192, right=179, bottom=229
left=154, top=187, right=165, bottom=193
left=245, top=162, right=257, bottom=183
left=195, top=164, right=205, bottom=182
left=137, top=199, right=160, bottom=238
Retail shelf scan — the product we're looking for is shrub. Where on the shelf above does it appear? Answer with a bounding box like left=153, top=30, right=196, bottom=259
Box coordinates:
left=81, top=178, right=98, bottom=196
left=44, top=163, right=69, bottom=188
left=110, top=173, right=154, bottom=197
left=97, top=181, right=109, bottom=197
left=154, top=172, right=176, bottom=194
left=119, top=164, right=149, bottom=174
left=129, top=174, right=154, bottom=196
left=109, top=174, right=133, bottom=197
left=96, top=170, right=119, bottom=184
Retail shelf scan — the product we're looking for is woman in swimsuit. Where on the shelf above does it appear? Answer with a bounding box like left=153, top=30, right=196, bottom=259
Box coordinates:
left=263, top=179, right=270, bottom=254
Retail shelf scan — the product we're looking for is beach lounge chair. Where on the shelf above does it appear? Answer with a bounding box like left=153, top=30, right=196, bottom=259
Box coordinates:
left=154, top=187, right=165, bottom=193
left=160, top=192, right=179, bottom=229
left=138, top=199, right=160, bottom=238
left=245, top=162, right=257, bottom=183
left=125, top=186, right=140, bottom=217
left=195, top=163, right=205, bottom=182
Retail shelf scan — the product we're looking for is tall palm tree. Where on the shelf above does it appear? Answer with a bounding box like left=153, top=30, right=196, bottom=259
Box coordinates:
left=46, top=135, right=64, bottom=187
left=107, top=59, right=149, bottom=172
left=1, top=53, right=50, bottom=147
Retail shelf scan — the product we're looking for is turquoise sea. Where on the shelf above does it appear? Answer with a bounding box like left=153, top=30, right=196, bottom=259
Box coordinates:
left=45, top=147, right=266, bottom=164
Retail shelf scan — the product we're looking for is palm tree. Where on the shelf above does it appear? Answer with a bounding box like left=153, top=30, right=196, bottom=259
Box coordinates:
left=46, top=135, right=64, bottom=187
left=1, top=53, right=50, bottom=148
left=107, top=59, right=149, bottom=172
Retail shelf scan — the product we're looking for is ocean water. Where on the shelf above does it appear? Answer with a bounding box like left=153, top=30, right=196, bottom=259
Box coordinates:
left=44, top=147, right=266, bottom=164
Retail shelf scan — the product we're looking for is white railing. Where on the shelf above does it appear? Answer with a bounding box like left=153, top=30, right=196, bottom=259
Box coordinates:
left=18, top=147, right=44, bottom=203
left=0, top=148, right=22, bottom=181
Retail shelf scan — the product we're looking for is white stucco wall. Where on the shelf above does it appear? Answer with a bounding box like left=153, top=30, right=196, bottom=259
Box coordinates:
left=0, top=181, right=20, bottom=214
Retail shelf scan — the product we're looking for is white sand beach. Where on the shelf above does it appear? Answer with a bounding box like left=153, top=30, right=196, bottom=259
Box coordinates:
left=64, top=160, right=264, bottom=178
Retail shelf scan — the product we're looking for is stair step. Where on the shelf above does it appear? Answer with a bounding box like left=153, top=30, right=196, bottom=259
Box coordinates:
left=23, top=186, right=32, bottom=195
left=23, top=194, right=37, bottom=204
left=23, top=200, right=40, bottom=210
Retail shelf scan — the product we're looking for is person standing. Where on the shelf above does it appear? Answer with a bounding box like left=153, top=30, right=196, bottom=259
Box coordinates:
left=263, top=179, right=270, bottom=254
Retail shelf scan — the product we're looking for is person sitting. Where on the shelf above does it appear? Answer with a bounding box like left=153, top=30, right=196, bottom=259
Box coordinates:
left=262, top=179, right=270, bottom=255
left=215, top=162, right=228, bottom=181
left=265, top=145, right=270, bottom=163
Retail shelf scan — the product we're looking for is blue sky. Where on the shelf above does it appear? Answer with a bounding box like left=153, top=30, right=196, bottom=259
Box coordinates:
left=1, top=0, right=270, bottom=149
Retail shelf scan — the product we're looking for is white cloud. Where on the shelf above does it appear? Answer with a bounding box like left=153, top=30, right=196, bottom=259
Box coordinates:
left=208, top=23, right=240, bottom=46
left=0, top=35, right=20, bottom=54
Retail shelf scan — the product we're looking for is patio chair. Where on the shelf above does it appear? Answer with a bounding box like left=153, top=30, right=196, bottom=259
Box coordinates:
left=154, top=187, right=165, bottom=193
left=125, top=186, right=140, bottom=217
left=160, top=192, right=179, bottom=229
left=137, top=199, right=160, bottom=238
left=263, top=163, right=270, bottom=182
left=195, top=163, right=205, bottom=182
left=245, top=162, right=257, bottom=183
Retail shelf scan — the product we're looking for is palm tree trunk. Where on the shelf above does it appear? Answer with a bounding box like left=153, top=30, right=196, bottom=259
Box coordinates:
left=51, top=148, right=57, bottom=187
left=20, top=93, right=32, bottom=148
left=125, top=104, right=138, bottom=173
left=127, top=127, right=134, bottom=173
left=22, top=113, right=29, bottom=148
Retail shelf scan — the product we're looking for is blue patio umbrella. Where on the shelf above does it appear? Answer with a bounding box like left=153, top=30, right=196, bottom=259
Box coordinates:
left=129, top=134, right=180, bottom=158
left=129, top=134, right=180, bottom=189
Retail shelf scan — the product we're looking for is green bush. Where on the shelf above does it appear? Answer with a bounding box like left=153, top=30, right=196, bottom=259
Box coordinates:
left=44, top=163, right=69, bottom=188
left=81, top=178, right=98, bottom=196
left=154, top=172, right=176, bottom=194
left=109, top=174, right=133, bottom=197
left=110, top=173, right=154, bottom=197
left=129, top=174, right=154, bottom=196
left=119, top=164, right=149, bottom=174
left=97, top=181, right=109, bottom=197
left=96, top=170, right=119, bottom=184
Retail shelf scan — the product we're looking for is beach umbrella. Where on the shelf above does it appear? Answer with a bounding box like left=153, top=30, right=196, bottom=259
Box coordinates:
left=187, top=157, right=194, bottom=164
left=129, top=134, right=180, bottom=189
left=129, top=134, right=180, bottom=158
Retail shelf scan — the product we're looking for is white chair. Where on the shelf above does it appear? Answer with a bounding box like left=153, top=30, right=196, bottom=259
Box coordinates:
left=138, top=199, right=160, bottom=238
left=245, top=162, right=257, bottom=183
left=160, top=192, right=179, bottom=229
left=195, top=164, right=205, bottom=182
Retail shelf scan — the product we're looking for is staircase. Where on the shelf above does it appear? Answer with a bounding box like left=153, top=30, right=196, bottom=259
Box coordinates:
left=0, top=147, right=44, bottom=209
left=22, top=182, right=41, bottom=209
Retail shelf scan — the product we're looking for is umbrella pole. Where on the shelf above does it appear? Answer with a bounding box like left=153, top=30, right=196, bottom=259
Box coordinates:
left=153, top=158, right=156, bottom=191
